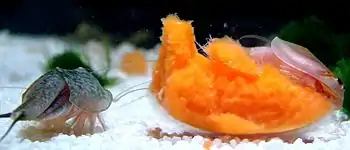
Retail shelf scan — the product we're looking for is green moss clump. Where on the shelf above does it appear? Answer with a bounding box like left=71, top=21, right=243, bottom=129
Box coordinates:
left=45, top=50, right=89, bottom=70
left=45, top=50, right=118, bottom=87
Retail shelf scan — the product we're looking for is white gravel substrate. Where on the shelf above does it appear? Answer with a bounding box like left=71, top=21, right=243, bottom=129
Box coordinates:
left=0, top=31, right=350, bottom=150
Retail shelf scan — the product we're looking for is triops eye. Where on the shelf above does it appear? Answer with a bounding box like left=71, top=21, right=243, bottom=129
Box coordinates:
left=337, top=78, right=343, bottom=85
left=336, top=78, right=345, bottom=89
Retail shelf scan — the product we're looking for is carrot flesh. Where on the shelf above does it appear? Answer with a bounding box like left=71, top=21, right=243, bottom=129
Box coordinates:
left=120, top=51, right=148, bottom=75
left=150, top=15, right=333, bottom=135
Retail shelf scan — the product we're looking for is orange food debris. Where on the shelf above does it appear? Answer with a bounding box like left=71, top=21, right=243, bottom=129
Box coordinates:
left=150, top=15, right=333, bottom=135
left=204, top=140, right=213, bottom=150
left=120, top=50, right=148, bottom=75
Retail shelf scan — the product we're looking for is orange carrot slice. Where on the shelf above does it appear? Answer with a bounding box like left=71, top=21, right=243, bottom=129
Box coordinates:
left=120, top=51, right=147, bottom=75
left=150, top=15, right=334, bottom=137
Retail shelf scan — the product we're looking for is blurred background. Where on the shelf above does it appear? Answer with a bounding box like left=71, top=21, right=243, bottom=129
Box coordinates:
left=0, top=1, right=349, bottom=45
left=0, top=0, right=350, bottom=113
left=0, top=0, right=349, bottom=66
left=0, top=0, right=350, bottom=65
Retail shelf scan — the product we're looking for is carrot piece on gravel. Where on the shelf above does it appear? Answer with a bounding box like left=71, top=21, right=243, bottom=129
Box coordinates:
left=149, top=14, right=334, bottom=138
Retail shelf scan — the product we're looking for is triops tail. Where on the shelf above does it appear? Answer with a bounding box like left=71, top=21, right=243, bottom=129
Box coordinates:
left=0, top=112, right=23, bottom=143
left=0, top=113, right=11, bottom=118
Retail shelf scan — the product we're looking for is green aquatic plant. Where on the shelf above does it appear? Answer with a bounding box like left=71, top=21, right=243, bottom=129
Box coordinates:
left=45, top=50, right=119, bottom=87
left=278, top=16, right=350, bottom=115
left=332, top=59, right=350, bottom=114
left=333, top=34, right=350, bottom=57
left=127, top=29, right=157, bottom=49
left=63, top=22, right=119, bottom=45
left=277, top=16, right=342, bottom=66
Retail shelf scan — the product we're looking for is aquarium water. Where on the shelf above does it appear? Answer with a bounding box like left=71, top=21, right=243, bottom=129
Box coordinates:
left=0, top=31, right=350, bottom=150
